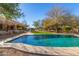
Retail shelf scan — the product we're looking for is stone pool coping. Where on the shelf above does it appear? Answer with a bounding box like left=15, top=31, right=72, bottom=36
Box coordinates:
left=1, top=33, right=79, bottom=55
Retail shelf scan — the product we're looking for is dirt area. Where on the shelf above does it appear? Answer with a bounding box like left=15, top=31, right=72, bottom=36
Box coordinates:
left=0, top=47, right=46, bottom=56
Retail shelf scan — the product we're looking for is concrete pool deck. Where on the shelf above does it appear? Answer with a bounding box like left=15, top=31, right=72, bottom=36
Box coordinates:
left=1, top=32, right=79, bottom=56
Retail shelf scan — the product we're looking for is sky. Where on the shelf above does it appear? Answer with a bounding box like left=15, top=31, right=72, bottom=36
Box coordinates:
left=17, top=3, right=79, bottom=27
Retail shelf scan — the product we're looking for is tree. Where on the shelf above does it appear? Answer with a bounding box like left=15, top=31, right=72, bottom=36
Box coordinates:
left=33, top=20, right=39, bottom=29
left=43, top=7, right=70, bottom=32
left=42, top=6, right=79, bottom=33
left=47, top=7, right=70, bottom=19
left=0, top=3, right=23, bottom=20
left=22, top=19, right=28, bottom=27
left=70, top=16, right=78, bottom=28
left=33, top=20, right=44, bottom=31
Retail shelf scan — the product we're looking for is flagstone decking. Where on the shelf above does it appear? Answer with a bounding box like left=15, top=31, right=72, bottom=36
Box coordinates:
left=1, top=43, right=79, bottom=56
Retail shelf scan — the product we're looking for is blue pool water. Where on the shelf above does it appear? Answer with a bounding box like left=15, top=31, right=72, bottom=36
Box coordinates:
left=9, top=34, right=79, bottom=47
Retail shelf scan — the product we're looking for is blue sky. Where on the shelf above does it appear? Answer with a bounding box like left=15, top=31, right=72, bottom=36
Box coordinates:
left=17, top=3, right=79, bottom=27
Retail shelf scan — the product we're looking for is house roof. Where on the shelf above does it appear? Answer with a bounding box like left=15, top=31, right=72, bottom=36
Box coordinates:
left=0, top=15, right=25, bottom=27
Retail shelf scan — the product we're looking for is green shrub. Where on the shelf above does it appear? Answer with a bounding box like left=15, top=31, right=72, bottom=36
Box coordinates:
left=64, top=26, right=72, bottom=32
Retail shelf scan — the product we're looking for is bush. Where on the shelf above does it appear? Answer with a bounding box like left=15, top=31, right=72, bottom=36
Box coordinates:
left=64, top=26, right=72, bottom=32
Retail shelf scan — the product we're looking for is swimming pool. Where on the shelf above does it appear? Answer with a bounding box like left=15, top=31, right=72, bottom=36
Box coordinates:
left=9, top=34, right=79, bottom=47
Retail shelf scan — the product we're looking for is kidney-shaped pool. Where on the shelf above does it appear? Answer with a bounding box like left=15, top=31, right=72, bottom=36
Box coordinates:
left=8, top=34, right=79, bottom=47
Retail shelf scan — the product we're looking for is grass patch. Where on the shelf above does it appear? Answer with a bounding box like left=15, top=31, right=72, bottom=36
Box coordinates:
left=32, top=31, right=54, bottom=35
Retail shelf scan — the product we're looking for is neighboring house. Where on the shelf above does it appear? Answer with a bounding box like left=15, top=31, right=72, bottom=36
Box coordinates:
left=72, top=28, right=79, bottom=33
left=0, top=16, right=26, bottom=31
